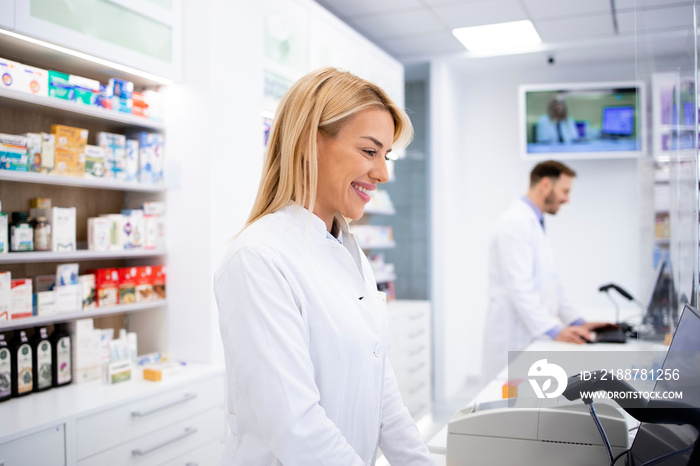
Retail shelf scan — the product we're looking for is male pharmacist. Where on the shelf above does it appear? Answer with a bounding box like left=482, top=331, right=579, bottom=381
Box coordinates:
left=481, top=160, right=610, bottom=382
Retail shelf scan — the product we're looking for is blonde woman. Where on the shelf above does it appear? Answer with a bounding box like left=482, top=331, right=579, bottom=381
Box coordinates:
left=214, top=68, right=434, bottom=465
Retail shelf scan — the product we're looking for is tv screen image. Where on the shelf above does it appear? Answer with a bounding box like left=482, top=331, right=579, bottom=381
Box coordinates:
left=519, top=81, right=646, bottom=160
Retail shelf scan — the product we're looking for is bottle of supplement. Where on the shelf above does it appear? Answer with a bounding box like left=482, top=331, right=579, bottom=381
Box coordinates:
left=9, top=211, right=33, bottom=252
left=30, top=327, right=52, bottom=392
left=51, top=324, right=72, bottom=387
left=0, top=333, right=11, bottom=402
left=32, top=216, right=51, bottom=252
left=10, top=329, right=33, bottom=397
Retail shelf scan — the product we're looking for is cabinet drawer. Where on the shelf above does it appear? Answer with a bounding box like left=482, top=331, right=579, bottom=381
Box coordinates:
left=159, top=435, right=225, bottom=466
left=78, top=406, right=225, bottom=466
left=77, top=375, right=225, bottom=460
left=0, top=424, right=65, bottom=466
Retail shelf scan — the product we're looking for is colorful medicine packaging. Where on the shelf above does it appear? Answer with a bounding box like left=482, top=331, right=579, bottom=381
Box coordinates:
left=0, top=133, right=28, bottom=171
left=10, top=278, right=32, bottom=320
left=51, top=125, right=88, bottom=177
left=97, top=132, right=126, bottom=181
left=93, top=268, right=119, bottom=307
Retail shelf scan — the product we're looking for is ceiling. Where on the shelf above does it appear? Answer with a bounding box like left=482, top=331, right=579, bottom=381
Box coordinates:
left=313, top=0, right=696, bottom=66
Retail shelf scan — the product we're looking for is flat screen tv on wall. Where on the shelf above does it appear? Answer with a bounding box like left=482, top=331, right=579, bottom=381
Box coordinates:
left=519, top=81, right=646, bottom=160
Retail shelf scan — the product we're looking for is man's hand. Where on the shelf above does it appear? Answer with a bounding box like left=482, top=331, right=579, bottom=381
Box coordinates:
left=555, top=325, right=592, bottom=344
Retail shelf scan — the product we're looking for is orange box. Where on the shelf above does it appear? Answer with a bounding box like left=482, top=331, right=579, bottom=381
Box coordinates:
left=51, top=124, right=88, bottom=152
left=135, top=266, right=154, bottom=302
left=152, top=265, right=166, bottom=300
left=54, top=147, right=85, bottom=177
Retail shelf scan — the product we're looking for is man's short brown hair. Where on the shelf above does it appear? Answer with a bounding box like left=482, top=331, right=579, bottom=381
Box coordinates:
left=530, top=160, right=576, bottom=187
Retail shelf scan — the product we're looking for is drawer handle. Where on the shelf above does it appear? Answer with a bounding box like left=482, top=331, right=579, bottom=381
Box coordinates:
left=409, top=362, right=426, bottom=374
left=408, top=329, right=426, bottom=339
left=131, top=392, right=197, bottom=417
left=409, top=381, right=427, bottom=395
left=408, top=313, right=424, bottom=321
left=408, top=345, right=426, bottom=356
left=132, top=427, right=198, bottom=456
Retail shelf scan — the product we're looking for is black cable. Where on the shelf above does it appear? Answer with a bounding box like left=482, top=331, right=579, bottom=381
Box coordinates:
left=612, top=448, right=630, bottom=465
left=587, top=403, right=615, bottom=465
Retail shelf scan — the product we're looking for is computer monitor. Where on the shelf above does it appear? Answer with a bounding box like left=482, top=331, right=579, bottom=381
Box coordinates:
left=638, top=259, right=679, bottom=341
left=601, top=105, right=635, bottom=137
left=627, top=304, right=700, bottom=465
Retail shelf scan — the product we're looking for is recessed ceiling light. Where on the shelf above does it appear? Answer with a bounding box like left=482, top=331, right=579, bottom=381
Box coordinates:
left=452, top=20, right=541, bottom=52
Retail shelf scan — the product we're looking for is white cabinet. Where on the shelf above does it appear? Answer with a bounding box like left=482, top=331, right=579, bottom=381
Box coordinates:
left=386, top=300, right=431, bottom=421
left=0, top=424, right=65, bottom=466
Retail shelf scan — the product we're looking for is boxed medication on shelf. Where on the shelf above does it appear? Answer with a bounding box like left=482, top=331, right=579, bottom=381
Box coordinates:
left=80, top=274, right=96, bottom=309
left=34, top=274, right=55, bottom=292
left=143, top=361, right=183, bottom=382
left=121, top=209, right=144, bottom=249
left=135, top=266, right=154, bottom=302
left=84, top=144, right=106, bottom=178
left=97, top=131, right=126, bottom=181
left=56, top=284, right=81, bottom=313
left=29, top=206, right=77, bottom=252
left=131, top=91, right=148, bottom=117
left=118, top=267, right=137, bottom=305
left=10, top=278, right=32, bottom=319
left=35, top=290, right=56, bottom=316
left=88, top=216, right=111, bottom=251
left=51, top=124, right=88, bottom=177
left=107, top=78, right=134, bottom=113
left=0, top=133, right=28, bottom=171
left=24, top=133, right=43, bottom=172
left=16, top=63, right=48, bottom=97
left=70, top=318, right=101, bottom=384
left=48, top=70, right=74, bottom=101
left=0, top=205, right=6, bottom=254
left=40, top=132, right=55, bottom=174
left=99, top=213, right=125, bottom=250
left=56, top=263, right=79, bottom=287
left=93, top=268, right=119, bottom=307
left=69, top=74, right=99, bottom=106
left=128, top=131, right=164, bottom=185
left=152, top=265, right=166, bottom=300
left=0, top=57, right=21, bottom=92
left=0, top=271, right=9, bottom=321
left=125, top=139, right=139, bottom=182
left=95, top=83, right=111, bottom=110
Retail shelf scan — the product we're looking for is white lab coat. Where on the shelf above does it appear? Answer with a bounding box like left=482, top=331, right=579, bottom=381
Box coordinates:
left=535, top=114, right=579, bottom=144
left=481, top=198, right=581, bottom=382
left=214, top=203, right=433, bottom=466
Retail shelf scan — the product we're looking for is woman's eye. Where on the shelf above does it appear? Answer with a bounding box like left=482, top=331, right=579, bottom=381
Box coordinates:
left=364, top=150, right=377, bottom=157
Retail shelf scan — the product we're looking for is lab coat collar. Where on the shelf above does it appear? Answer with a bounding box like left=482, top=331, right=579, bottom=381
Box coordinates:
left=280, top=201, right=352, bottom=240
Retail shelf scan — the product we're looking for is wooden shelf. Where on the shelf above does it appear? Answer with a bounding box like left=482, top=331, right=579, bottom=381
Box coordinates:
left=0, top=87, right=164, bottom=130
left=0, top=300, right=167, bottom=331
left=0, top=249, right=166, bottom=264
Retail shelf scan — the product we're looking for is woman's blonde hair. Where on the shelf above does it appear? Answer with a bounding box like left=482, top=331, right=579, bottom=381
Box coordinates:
left=245, top=67, right=413, bottom=227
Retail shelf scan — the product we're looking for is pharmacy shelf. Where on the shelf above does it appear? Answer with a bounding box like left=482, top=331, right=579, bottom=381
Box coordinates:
left=0, top=169, right=166, bottom=192
left=0, top=300, right=167, bottom=331
left=0, top=87, right=164, bottom=130
left=0, top=249, right=166, bottom=263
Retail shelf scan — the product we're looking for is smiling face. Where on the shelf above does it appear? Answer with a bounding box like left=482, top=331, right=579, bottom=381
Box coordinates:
left=314, top=108, right=395, bottom=231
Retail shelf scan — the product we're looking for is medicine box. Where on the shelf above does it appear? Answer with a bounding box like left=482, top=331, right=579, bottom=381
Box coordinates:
left=93, top=268, right=119, bottom=307
left=55, top=284, right=81, bottom=313
left=0, top=58, right=21, bottom=92
left=35, top=291, right=56, bottom=317
left=131, top=91, right=148, bottom=117
left=121, top=209, right=144, bottom=249
left=88, top=216, right=112, bottom=251
left=52, top=125, right=88, bottom=152
left=54, top=147, right=85, bottom=177
left=40, top=133, right=55, bottom=174
left=118, top=267, right=137, bottom=305
left=0, top=210, right=7, bottom=254
left=84, top=144, right=106, bottom=178
left=108, top=78, right=134, bottom=113
left=129, top=132, right=164, bottom=185
left=24, top=133, right=42, bottom=172
left=79, top=274, right=96, bottom=309
left=10, top=278, right=32, bottom=320
left=56, top=263, right=79, bottom=287
left=0, top=271, right=10, bottom=321
left=34, top=274, right=55, bottom=292
left=152, top=265, right=166, bottom=300
left=17, top=63, right=49, bottom=97
left=135, top=266, right=154, bottom=302
left=70, top=319, right=102, bottom=384
left=70, top=74, right=99, bottom=106
left=97, top=132, right=126, bottom=181
left=99, top=214, right=125, bottom=250
left=30, top=207, right=77, bottom=252
left=48, top=70, right=74, bottom=101
left=0, top=133, right=28, bottom=171
left=125, top=139, right=139, bottom=182
left=143, top=361, right=183, bottom=382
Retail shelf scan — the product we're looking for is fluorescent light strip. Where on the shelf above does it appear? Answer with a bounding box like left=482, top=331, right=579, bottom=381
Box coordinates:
left=0, top=28, right=174, bottom=86
left=453, top=20, right=541, bottom=52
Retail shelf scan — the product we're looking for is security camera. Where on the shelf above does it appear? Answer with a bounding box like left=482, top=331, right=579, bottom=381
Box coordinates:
left=547, top=55, right=556, bottom=65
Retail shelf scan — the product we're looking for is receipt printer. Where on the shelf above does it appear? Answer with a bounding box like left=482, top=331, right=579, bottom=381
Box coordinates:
left=446, top=398, right=628, bottom=466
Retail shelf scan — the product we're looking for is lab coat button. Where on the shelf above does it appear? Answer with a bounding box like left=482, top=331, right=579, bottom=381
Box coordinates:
left=373, top=344, right=383, bottom=358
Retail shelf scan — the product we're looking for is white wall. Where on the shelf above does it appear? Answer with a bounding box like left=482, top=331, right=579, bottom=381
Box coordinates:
left=430, top=55, right=644, bottom=402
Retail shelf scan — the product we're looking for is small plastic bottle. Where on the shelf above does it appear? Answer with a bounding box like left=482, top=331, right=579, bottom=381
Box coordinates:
left=32, top=216, right=51, bottom=252
left=10, top=211, right=33, bottom=252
